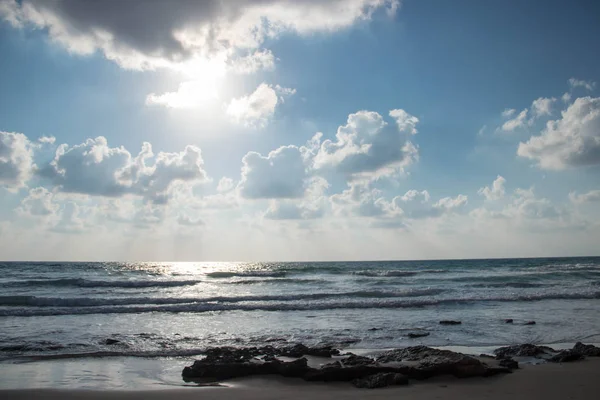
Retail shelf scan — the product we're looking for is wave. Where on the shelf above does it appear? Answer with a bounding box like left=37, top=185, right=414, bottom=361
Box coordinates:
left=2, top=291, right=599, bottom=317
left=6, top=278, right=201, bottom=288
left=468, top=282, right=549, bottom=288
left=0, top=288, right=444, bottom=308
left=206, top=271, right=288, bottom=278
left=224, top=278, right=327, bottom=285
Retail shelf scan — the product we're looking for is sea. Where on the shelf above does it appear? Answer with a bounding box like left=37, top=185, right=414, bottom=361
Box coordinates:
left=1, top=257, right=600, bottom=389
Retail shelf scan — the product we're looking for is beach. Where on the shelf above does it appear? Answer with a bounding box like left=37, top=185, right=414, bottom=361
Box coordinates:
left=2, top=358, right=600, bottom=400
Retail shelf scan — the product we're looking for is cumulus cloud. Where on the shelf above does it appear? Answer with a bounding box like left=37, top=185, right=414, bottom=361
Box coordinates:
left=238, top=145, right=307, bottom=199
left=226, top=83, right=295, bottom=127
left=569, top=78, right=596, bottom=92
left=478, top=175, right=506, bottom=201
left=16, top=187, right=59, bottom=217
left=531, top=97, right=556, bottom=118
left=38, top=136, right=57, bottom=144
left=517, top=96, right=600, bottom=169
left=264, top=177, right=329, bottom=220
left=217, top=177, right=234, bottom=192
left=312, top=109, right=419, bottom=181
left=330, top=183, right=467, bottom=225
left=39, top=137, right=209, bottom=202
left=230, top=49, right=276, bottom=74
left=0, top=131, right=35, bottom=190
left=569, top=190, right=600, bottom=204
left=502, top=109, right=516, bottom=118
left=501, top=108, right=528, bottom=131
left=0, top=0, right=398, bottom=72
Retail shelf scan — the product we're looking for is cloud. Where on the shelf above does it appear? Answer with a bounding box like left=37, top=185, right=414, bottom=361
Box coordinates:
left=0, top=131, right=35, bottom=190
left=226, top=83, right=295, bottom=127
left=0, top=0, right=399, bottom=72
left=39, top=136, right=209, bottom=202
left=16, top=187, right=59, bottom=217
left=38, top=136, right=57, bottom=144
left=330, top=183, right=467, bottom=225
left=501, top=108, right=528, bottom=131
left=569, top=78, right=596, bottom=92
left=146, top=79, right=222, bottom=109
left=229, top=49, right=275, bottom=74
left=517, top=96, right=600, bottom=170
left=569, top=190, right=600, bottom=204
left=392, top=190, right=467, bottom=219
left=478, top=175, right=506, bottom=201
left=531, top=97, right=556, bottom=118
left=312, top=109, right=419, bottom=181
left=502, top=109, right=516, bottom=118
left=264, top=177, right=329, bottom=220
left=216, top=177, right=234, bottom=192
left=238, top=145, right=307, bottom=199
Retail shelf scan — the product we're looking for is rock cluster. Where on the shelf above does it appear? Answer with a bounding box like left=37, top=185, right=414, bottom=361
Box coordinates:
left=182, top=344, right=511, bottom=388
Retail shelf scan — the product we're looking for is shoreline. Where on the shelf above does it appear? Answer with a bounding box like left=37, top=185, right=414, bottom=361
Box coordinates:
left=1, top=342, right=599, bottom=391
left=2, top=358, right=600, bottom=399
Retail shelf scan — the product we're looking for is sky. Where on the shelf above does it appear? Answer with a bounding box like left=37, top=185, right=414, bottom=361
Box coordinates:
left=0, top=0, right=599, bottom=261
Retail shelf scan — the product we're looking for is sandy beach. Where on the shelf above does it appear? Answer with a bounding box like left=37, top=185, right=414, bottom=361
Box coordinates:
left=2, top=358, right=600, bottom=400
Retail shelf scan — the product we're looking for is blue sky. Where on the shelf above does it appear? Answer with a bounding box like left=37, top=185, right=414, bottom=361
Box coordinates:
left=1, top=0, right=599, bottom=261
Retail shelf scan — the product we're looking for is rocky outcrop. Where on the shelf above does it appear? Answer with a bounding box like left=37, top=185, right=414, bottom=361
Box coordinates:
left=376, top=346, right=510, bottom=379
left=182, top=345, right=511, bottom=387
left=439, top=320, right=462, bottom=325
left=549, top=350, right=584, bottom=363
left=104, top=338, right=121, bottom=345
left=498, top=358, right=519, bottom=369
left=352, top=373, right=409, bottom=389
left=524, top=321, right=536, bottom=325
left=494, top=344, right=555, bottom=358
left=573, top=342, right=600, bottom=357
left=504, top=319, right=514, bottom=323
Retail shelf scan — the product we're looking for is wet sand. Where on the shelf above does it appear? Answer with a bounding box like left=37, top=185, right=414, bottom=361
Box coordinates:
left=2, top=358, right=600, bottom=400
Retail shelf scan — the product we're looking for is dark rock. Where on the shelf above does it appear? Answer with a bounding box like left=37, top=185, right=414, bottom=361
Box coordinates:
left=439, top=320, right=461, bottom=325
left=182, top=357, right=309, bottom=381
left=498, top=358, right=519, bottom=369
left=573, top=342, right=600, bottom=357
left=341, top=354, right=376, bottom=367
left=368, top=327, right=380, bottom=331
left=376, top=346, right=506, bottom=379
left=494, top=344, right=555, bottom=358
left=524, top=321, right=536, bottom=325
left=549, top=350, right=584, bottom=363
left=352, top=373, right=409, bottom=389
left=272, top=358, right=310, bottom=377
left=505, top=319, right=514, bottom=324
left=407, top=332, right=430, bottom=338
left=104, top=338, right=120, bottom=345
left=279, top=344, right=339, bottom=358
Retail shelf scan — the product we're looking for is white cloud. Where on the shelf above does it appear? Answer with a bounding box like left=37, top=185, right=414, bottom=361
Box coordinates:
left=313, top=109, right=419, bottom=181
left=501, top=108, right=528, bottom=131
left=569, top=190, right=600, bottom=204
left=392, top=190, right=467, bottom=219
left=562, top=92, right=572, bottom=103
left=216, top=177, right=234, bottom=192
left=40, top=137, right=209, bottom=202
left=229, top=49, right=275, bottom=74
left=0, top=130, right=35, bottom=190
left=478, top=175, right=506, bottom=201
left=531, top=97, right=556, bottom=118
left=146, top=79, right=222, bottom=109
left=502, top=108, right=516, bottom=118
left=238, top=145, right=307, bottom=199
left=16, top=187, right=59, bottom=217
left=226, top=83, right=295, bottom=128
left=0, top=0, right=398, bottom=72
left=569, top=78, right=596, bottom=92
left=264, top=177, right=329, bottom=220
left=38, top=136, right=56, bottom=144
left=517, top=96, right=600, bottom=170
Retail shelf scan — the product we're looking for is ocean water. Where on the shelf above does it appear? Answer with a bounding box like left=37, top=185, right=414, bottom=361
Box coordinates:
left=2, top=257, right=600, bottom=368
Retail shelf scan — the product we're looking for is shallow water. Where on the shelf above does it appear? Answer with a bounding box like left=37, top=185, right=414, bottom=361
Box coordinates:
left=1, top=258, right=600, bottom=363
